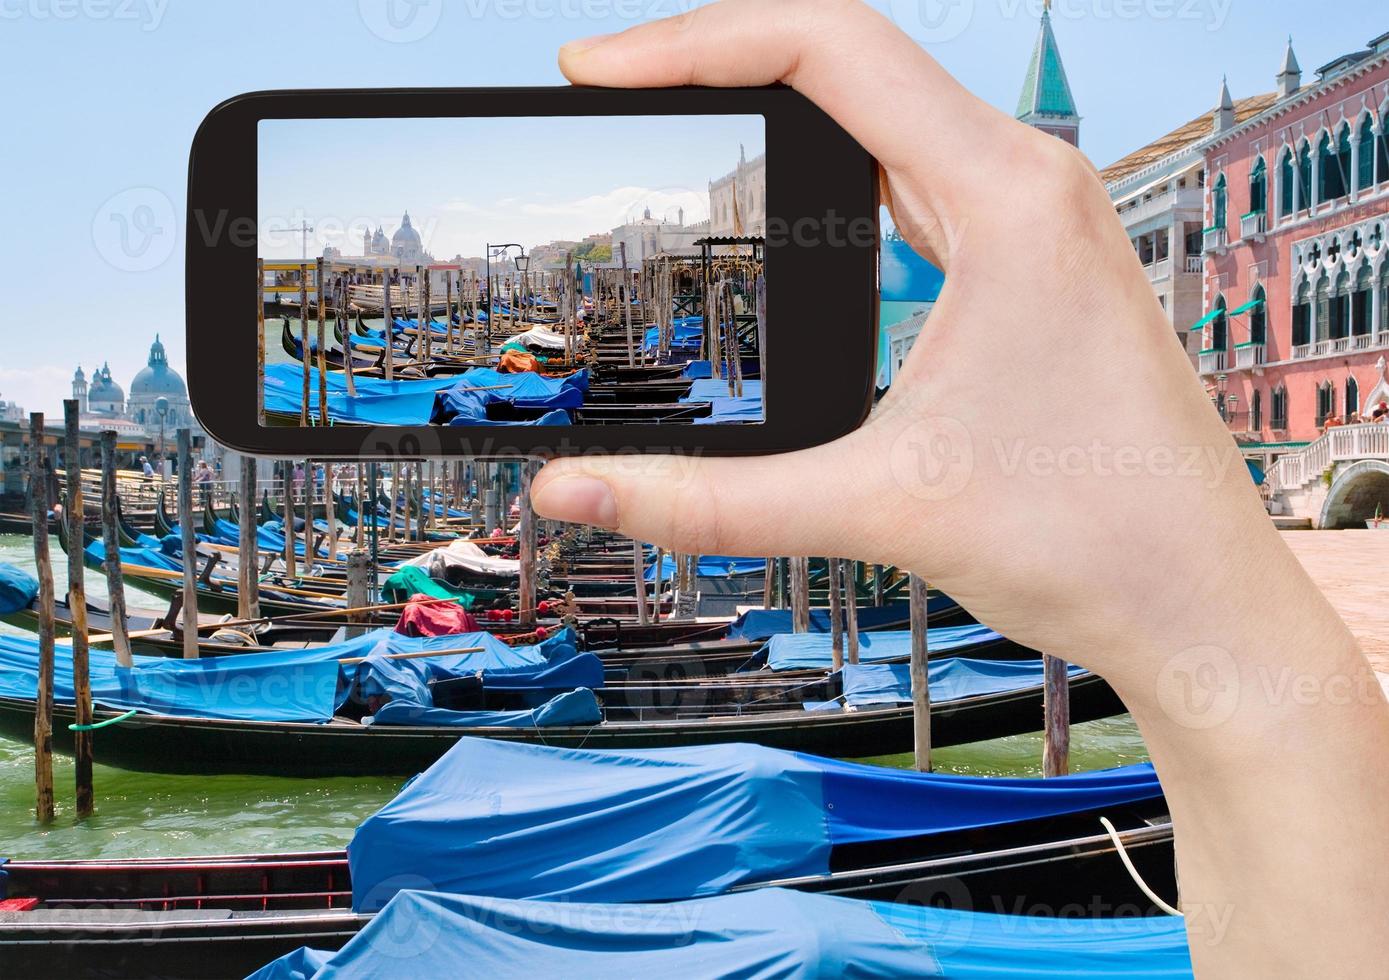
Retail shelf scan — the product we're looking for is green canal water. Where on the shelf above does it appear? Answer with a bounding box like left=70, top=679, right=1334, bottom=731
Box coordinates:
left=0, top=533, right=1149, bottom=861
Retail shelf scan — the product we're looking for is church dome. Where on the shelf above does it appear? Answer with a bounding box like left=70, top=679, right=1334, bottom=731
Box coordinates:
left=130, top=335, right=188, bottom=398
left=89, top=362, right=125, bottom=406
left=391, top=212, right=422, bottom=249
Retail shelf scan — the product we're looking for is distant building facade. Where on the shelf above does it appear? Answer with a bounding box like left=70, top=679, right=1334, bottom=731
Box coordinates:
left=70, top=335, right=205, bottom=458
left=708, top=147, right=766, bottom=238
left=324, top=212, right=435, bottom=269
left=1103, top=88, right=1277, bottom=364
left=610, top=207, right=705, bottom=264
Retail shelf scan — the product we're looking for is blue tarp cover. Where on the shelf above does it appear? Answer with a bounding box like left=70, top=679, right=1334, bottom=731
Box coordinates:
left=251, top=888, right=1192, bottom=980
left=0, top=563, right=38, bottom=615
left=760, top=624, right=1000, bottom=671
left=727, top=603, right=933, bottom=641
left=818, top=658, right=1087, bottom=710
left=644, top=553, right=765, bottom=580
left=431, top=368, right=588, bottom=427
left=0, top=628, right=584, bottom=724
left=346, top=736, right=1161, bottom=910
left=681, top=378, right=764, bottom=425
left=642, top=315, right=704, bottom=353
left=365, top=686, right=601, bottom=729
left=264, top=365, right=456, bottom=425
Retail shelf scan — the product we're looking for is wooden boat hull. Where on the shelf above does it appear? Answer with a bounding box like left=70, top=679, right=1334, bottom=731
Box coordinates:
left=0, top=811, right=1172, bottom=979
left=0, top=673, right=1125, bottom=776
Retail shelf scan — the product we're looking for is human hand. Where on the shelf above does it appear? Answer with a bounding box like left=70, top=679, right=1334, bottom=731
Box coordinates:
left=532, top=3, right=1389, bottom=976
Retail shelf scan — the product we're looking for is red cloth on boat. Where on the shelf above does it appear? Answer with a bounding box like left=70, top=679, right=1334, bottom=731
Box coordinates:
left=395, top=594, right=481, bottom=638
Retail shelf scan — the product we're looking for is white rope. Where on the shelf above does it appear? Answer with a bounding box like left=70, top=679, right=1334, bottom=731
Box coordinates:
left=1099, top=816, right=1183, bottom=917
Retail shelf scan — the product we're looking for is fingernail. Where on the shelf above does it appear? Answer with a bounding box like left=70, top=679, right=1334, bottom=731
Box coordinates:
left=532, top=475, right=620, bottom=529
left=561, top=33, right=615, bottom=55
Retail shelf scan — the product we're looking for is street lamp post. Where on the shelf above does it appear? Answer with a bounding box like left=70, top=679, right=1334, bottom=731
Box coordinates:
left=485, top=243, right=527, bottom=337
left=155, top=396, right=170, bottom=483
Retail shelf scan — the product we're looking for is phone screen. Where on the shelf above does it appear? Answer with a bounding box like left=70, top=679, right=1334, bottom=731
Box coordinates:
left=256, top=115, right=767, bottom=430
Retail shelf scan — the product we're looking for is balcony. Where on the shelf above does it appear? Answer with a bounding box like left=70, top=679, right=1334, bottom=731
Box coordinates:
left=1239, top=210, right=1267, bottom=242
left=1146, top=257, right=1172, bottom=282
left=1183, top=255, right=1203, bottom=274
left=1199, top=348, right=1228, bottom=375
left=1290, top=333, right=1389, bottom=361
left=1202, top=226, right=1228, bottom=254
left=1234, top=342, right=1266, bottom=370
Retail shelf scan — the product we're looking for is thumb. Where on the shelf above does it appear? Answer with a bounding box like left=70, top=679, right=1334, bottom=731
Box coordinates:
left=530, top=424, right=898, bottom=559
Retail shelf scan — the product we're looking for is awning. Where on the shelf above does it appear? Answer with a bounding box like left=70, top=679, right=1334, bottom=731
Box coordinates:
left=1227, top=297, right=1265, bottom=316
left=1188, top=308, right=1225, bottom=331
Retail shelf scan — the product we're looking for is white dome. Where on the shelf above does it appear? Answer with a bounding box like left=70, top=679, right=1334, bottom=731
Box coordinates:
left=391, top=212, right=422, bottom=247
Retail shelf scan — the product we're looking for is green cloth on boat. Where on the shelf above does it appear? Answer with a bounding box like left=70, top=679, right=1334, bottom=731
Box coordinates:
left=382, top=564, right=476, bottom=608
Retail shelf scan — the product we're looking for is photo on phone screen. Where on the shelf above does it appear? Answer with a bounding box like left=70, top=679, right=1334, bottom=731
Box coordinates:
left=256, top=114, right=767, bottom=429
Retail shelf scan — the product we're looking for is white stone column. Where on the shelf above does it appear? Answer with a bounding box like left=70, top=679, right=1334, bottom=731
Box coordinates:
left=1373, top=271, right=1384, bottom=339
left=1350, top=133, right=1362, bottom=204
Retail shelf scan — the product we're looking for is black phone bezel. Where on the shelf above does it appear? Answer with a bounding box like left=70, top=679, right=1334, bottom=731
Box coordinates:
left=186, top=85, right=879, bottom=458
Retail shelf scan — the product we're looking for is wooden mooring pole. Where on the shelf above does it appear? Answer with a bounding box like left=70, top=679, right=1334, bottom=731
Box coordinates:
left=828, top=557, right=844, bottom=671
left=1043, top=654, right=1071, bottom=777
left=344, top=550, right=370, bottom=639
left=519, top=461, right=537, bottom=628
left=633, top=536, right=650, bottom=626
left=63, top=402, right=94, bottom=816
left=97, top=432, right=134, bottom=668
left=843, top=559, right=860, bottom=665
left=237, top=455, right=260, bottom=621
left=790, top=557, right=811, bottom=633
left=909, top=573, right=931, bottom=772
left=177, top=430, right=199, bottom=659
left=28, top=414, right=55, bottom=823
left=282, top=461, right=297, bottom=579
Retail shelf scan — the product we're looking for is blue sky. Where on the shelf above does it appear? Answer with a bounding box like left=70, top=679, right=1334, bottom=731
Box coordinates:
left=259, top=115, right=764, bottom=260
left=1, top=0, right=1383, bottom=417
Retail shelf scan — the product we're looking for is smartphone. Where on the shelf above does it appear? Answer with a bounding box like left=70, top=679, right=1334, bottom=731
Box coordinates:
left=187, top=86, right=878, bottom=458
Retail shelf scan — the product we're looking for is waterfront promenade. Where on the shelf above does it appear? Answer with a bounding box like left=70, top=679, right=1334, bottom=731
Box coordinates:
left=1280, top=531, right=1389, bottom=685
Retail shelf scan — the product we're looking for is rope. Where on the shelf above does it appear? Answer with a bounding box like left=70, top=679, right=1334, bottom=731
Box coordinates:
left=69, top=708, right=139, bottom=732
left=1099, top=816, right=1183, bottom=917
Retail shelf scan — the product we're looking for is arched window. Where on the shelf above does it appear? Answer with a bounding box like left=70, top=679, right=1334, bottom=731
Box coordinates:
left=1353, top=264, right=1374, bottom=337
left=1248, top=158, right=1267, bottom=216
left=1359, top=114, right=1377, bottom=190
left=1212, top=174, right=1228, bottom=229
left=1251, top=389, right=1263, bottom=432
left=1378, top=110, right=1389, bottom=185
left=1315, top=276, right=1331, bottom=343
left=1331, top=270, right=1351, bottom=339
left=1298, top=141, right=1313, bottom=209
left=1318, top=131, right=1348, bottom=203
left=1249, top=284, right=1267, bottom=345
left=1346, top=376, right=1360, bottom=422
left=1279, top=148, right=1295, bottom=216
left=1271, top=385, right=1288, bottom=430
left=1316, top=381, right=1336, bottom=428
left=1211, top=294, right=1229, bottom=352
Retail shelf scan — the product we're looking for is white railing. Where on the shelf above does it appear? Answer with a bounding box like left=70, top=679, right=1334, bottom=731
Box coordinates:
left=1234, top=343, right=1266, bottom=369
left=1239, top=211, right=1267, bottom=240
left=1198, top=349, right=1228, bottom=374
left=1265, top=423, right=1389, bottom=492
left=1184, top=255, right=1203, bottom=274
left=1203, top=227, right=1228, bottom=252
left=1147, top=257, right=1173, bottom=282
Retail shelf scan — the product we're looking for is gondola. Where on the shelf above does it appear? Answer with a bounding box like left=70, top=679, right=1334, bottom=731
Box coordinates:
left=0, top=756, right=1173, bottom=979
left=0, top=668, right=1124, bottom=776
left=281, top=319, right=382, bottom=373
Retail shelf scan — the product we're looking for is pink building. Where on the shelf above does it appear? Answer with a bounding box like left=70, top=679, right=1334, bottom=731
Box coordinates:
left=1199, top=35, right=1389, bottom=444
left=1196, top=34, right=1389, bottom=525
